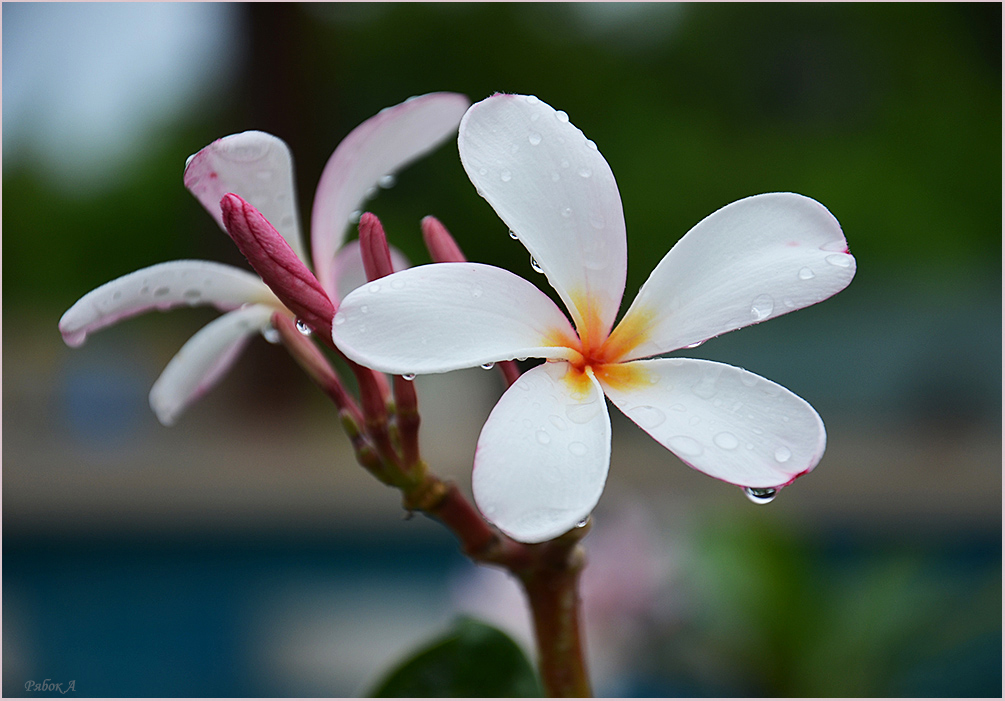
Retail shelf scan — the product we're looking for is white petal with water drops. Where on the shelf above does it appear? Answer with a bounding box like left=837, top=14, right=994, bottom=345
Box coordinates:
left=598, top=357, right=826, bottom=488
left=459, top=94, right=628, bottom=337
left=616, top=193, right=855, bottom=360
left=473, top=361, right=612, bottom=543
left=58, top=260, right=279, bottom=348
left=332, top=262, right=579, bottom=375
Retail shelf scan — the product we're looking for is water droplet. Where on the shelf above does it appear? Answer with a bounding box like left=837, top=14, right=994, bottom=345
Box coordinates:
left=560, top=159, right=570, bottom=169
left=530, top=257, right=544, bottom=273
left=478, top=167, right=488, bottom=176
left=471, top=284, right=483, bottom=298
left=390, top=278, right=406, bottom=290
left=560, top=207, right=573, bottom=218
left=668, top=435, right=704, bottom=457
left=360, top=305, right=369, bottom=314
left=480, top=362, right=495, bottom=370
left=740, top=374, right=758, bottom=387
left=576, top=518, right=589, bottom=528
left=555, top=110, right=569, bottom=123
left=826, top=254, right=852, bottom=268
left=670, top=403, right=687, bottom=412
left=799, top=267, right=816, bottom=280
left=774, top=446, right=792, bottom=463
left=517, top=357, right=528, bottom=362
left=333, top=312, right=346, bottom=326
left=714, top=432, right=739, bottom=450
left=525, top=95, right=539, bottom=104
left=683, top=340, right=705, bottom=349
left=261, top=326, right=281, bottom=344
left=377, top=174, right=396, bottom=188
left=402, top=373, right=416, bottom=381
left=692, top=374, right=718, bottom=399
left=528, top=132, right=542, bottom=146
left=566, top=399, right=601, bottom=424
left=577, top=166, right=592, bottom=178
left=349, top=210, right=362, bottom=224
left=295, top=319, right=312, bottom=336
left=585, top=139, right=597, bottom=150
left=743, top=487, right=778, bottom=504
left=500, top=170, right=512, bottom=182
left=154, top=286, right=170, bottom=297
left=750, top=294, right=774, bottom=321
left=568, top=441, right=588, bottom=457
left=508, top=229, right=519, bottom=239
left=820, top=239, right=848, bottom=253
left=536, top=429, right=551, bottom=445
left=783, top=298, right=795, bottom=308
left=628, top=405, right=666, bottom=429
left=368, top=282, right=381, bottom=293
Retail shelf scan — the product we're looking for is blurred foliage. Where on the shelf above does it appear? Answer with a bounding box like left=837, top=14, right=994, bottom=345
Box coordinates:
left=5, top=2, right=1000, bottom=314
left=369, top=616, right=542, bottom=697
left=639, top=512, right=1002, bottom=697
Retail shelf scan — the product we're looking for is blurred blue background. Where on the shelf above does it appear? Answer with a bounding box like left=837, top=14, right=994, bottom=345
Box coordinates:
left=3, top=3, right=1000, bottom=697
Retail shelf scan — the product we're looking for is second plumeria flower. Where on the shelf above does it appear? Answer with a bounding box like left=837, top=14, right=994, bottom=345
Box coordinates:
left=333, top=94, right=856, bottom=543
left=59, top=92, right=470, bottom=425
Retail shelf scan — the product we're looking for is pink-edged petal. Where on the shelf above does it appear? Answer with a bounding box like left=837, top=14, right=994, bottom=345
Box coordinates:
left=58, top=260, right=278, bottom=348
left=473, top=361, right=612, bottom=543
left=221, top=194, right=334, bottom=337
left=614, top=193, right=856, bottom=360
left=331, top=239, right=410, bottom=303
left=459, top=94, right=627, bottom=343
left=184, top=131, right=306, bottom=261
left=148, top=304, right=276, bottom=426
left=332, top=263, right=578, bottom=375
left=599, top=358, right=826, bottom=489
left=311, top=92, right=470, bottom=298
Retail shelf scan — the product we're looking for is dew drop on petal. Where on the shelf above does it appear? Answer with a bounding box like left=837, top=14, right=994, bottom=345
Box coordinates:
left=349, top=210, right=362, bottom=224
left=528, top=132, right=542, bottom=146
left=670, top=403, right=687, bottom=412
left=820, top=239, right=849, bottom=253
left=740, top=374, right=759, bottom=388
left=576, top=518, right=589, bottom=528
left=628, top=405, right=666, bottom=429
left=500, top=170, right=512, bottom=182
left=692, top=375, right=718, bottom=399
left=154, top=286, right=171, bottom=297
left=799, top=267, right=816, bottom=280
left=750, top=294, right=774, bottom=321
left=556, top=110, right=569, bottom=123
left=585, top=139, right=597, bottom=150
left=530, top=256, right=545, bottom=274
left=714, top=431, right=740, bottom=450
left=536, top=429, right=551, bottom=445
left=368, top=282, right=381, bottom=293
left=577, top=166, right=592, bottom=179
left=560, top=207, right=573, bottom=218
left=471, top=284, right=483, bottom=298
left=568, top=441, right=588, bottom=457
left=743, top=487, right=778, bottom=504
left=378, top=174, right=396, bottom=189
left=261, top=325, right=281, bottom=344
left=480, top=362, right=495, bottom=370
left=668, top=435, right=704, bottom=457
left=774, top=446, right=792, bottom=463
left=826, top=254, right=852, bottom=268
left=683, top=340, right=705, bottom=349
left=560, top=159, right=571, bottom=169
left=295, top=319, right=312, bottom=336
left=390, top=278, right=406, bottom=290
left=333, top=312, right=346, bottom=326
left=525, top=95, right=539, bottom=104
left=479, top=167, right=488, bottom=176
left=509, top=229, right=519, bottom=240
left=402, top=373, right=416, bottom=381
left=566, top=398, right=601, bottom=424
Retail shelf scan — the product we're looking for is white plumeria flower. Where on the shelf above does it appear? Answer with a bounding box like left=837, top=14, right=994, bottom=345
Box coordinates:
left=332, top=94, right=856, bottom=543
left=59, top=92, right=470, bottom=426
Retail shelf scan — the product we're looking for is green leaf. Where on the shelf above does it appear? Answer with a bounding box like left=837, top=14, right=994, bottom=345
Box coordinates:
left=369, top=616, right=542, bottom=697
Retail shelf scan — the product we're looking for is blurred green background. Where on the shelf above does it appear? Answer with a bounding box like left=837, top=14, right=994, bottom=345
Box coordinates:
left=4, top=3, right=1000, bottom=697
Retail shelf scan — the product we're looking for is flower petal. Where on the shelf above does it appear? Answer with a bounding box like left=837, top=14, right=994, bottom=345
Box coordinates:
left=311, top=92, right=470, bottom=298
left=332, top=263, right=578, bottom=375
left=598, top=358, right=826, bottom=489
left=473, top=361, right=612, bottom=543
left=183, top=131, right=306, bottom=261
left=331, top=239, right=410, bottom=303
left=459, top=94, right=627, bottom=344
left=58, top=260, right=278, bottom=348
left=613, top=193, right=856, bottom=360
left=149, top=304, right=276, bottom=426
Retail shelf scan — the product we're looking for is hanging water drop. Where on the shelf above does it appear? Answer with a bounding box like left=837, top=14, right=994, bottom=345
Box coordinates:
left=576, top=518, right=589, bottom=528
left=683, top=340, right=705, bottom=349
left=509, top=230, right=519, bottom=240
left=530, top=256, right=544, bottom=273
left=377, top=174, right=396, bottom=189
left=295, top=319, right=312, bottom=336
left=750, top=294, right=774, bottom=321
left=402, top=373, right=416, bottom=381
left=743, top=486, right=778, bottom=504
left=556, top=110, right=570, bottom=123
left=261, top=326, right=281, bottom=344
left=774, top=446, right=792, bottom=463
left=480, top=362, right=495, bottom=370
